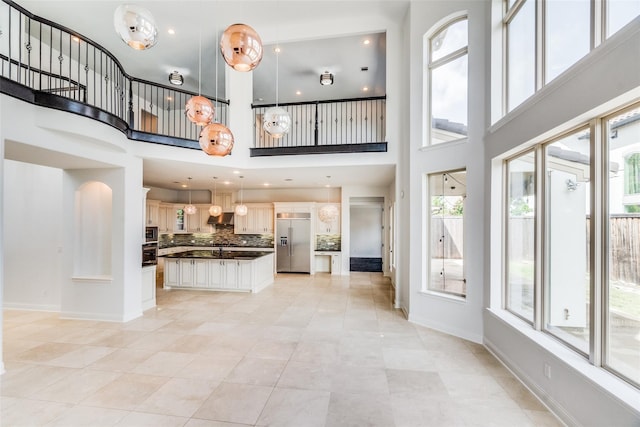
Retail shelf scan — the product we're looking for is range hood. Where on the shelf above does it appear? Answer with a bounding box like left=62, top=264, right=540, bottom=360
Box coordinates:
left=207, top=212, right=234, bottom=225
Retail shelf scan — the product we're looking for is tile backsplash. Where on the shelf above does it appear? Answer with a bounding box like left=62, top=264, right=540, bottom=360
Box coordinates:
left=316, top=234, right=341, bottom=251
left=159, top=225, right=274, bottom=248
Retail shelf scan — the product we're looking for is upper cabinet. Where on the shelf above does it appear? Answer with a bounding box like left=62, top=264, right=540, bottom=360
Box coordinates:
left=234, top=203, right=274, bottom=234
left=316, top=203, right=341, bottom=235
left=185, top=205, right=213, bottom=233
left=145, top=199, right=160, bottom=227
left=158, top=203, right=172, bottom=233
left=214, top=192, right=235, bottom=212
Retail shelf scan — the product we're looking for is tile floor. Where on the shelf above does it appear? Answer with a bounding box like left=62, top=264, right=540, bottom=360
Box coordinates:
left=1, top=273, right=563, bottom=426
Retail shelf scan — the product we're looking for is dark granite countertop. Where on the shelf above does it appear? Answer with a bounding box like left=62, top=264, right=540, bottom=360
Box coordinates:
left=160, top=250, right=273, bottom=260
left=315, top=249, right=341, bottom=252
left=159, top=244, right=273, bottom=250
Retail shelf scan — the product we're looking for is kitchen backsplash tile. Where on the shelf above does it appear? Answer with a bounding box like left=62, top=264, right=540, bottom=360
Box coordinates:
left=316, top=234, right=341, bottom=251
left=159, top=225, right=274, bottom=248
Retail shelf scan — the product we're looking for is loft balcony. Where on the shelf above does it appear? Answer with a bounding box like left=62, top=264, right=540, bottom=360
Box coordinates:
left=0, top=0, right=387, bottom=157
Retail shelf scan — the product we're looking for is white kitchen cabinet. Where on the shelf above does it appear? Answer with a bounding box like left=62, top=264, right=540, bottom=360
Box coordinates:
left=214, top=192, right=234, bottom=212
left=179, top=259, right=208, bottom=287
left=141, top=265, right=156, bottom=311
left=316, top=203, right=341, bottom=234
left=186, top=205, right=212, bottom=233
left=235, top=203, right=274, bottom=234
left=315, top=251, right=342, bottom=275
left=158, top=204, right=172, bottom=233
left=145, top=200, right=160, bottom=226
left=164, top=259, right=180, bottom=287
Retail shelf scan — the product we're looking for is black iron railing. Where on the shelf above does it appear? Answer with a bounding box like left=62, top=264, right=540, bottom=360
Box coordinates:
left=0, top=0, right=228, bottom=146
left=252, top=96, right=386, bottom=155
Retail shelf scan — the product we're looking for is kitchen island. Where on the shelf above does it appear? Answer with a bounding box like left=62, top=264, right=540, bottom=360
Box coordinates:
left=161, top=250, right=274, bottom=293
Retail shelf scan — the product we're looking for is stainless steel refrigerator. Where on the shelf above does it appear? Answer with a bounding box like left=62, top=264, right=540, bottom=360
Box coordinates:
left=276, top=212, right=311, bottom=273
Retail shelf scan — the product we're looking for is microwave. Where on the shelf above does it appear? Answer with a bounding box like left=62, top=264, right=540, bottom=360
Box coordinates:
left=145, top=226, right=158, bottom=242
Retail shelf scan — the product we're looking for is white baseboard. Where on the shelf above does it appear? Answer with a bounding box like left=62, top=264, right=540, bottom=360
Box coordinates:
left=3, top=303, right=60, bottom=312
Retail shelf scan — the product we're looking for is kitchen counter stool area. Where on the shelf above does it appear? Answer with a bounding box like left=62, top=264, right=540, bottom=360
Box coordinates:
left=161, top=250, right=274, bottom=293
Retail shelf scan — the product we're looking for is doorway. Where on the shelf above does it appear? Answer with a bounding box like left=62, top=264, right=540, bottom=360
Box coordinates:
left=349, top=197, right=384, bottom=272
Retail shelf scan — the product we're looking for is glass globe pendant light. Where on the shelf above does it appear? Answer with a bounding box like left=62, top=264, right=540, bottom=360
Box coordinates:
left=263, top=46, right=291, bottom=138
left=318, top=176, right=339, bottom=223
left=220, top=23, right=263, bottom=72
left=184, top=177, right=197, bottom=215
left=186, top=16, right=214, bottom=126
left=235, top=176, right=247, bottom=216
left=113, top=4, right=158, bottom=50
left=209, top=177, right=223, bottom=217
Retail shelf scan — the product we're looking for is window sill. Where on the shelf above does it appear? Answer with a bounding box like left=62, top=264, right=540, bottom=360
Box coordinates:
left=419, top=290, right=467, bottom=303
left=419, top=138, right=468, bottom=152
left=486, top=307, right=640, bottom=413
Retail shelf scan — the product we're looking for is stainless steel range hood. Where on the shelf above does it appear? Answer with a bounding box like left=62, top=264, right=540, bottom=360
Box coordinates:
left=207, top=212, right=234, bottom=225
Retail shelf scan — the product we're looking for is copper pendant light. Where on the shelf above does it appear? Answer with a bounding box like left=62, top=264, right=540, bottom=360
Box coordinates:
left=186, top=12, right=214, bottom=126
left=220, top=23, right=263, bottom=72
left=199, top=123, right=234, bottom=156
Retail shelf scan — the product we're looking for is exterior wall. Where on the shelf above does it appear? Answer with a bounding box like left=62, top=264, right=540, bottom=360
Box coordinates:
left=406, top=1, right=487, bottom=343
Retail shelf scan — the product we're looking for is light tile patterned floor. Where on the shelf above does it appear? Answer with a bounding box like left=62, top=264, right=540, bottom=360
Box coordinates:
left=1, top=273, right=563, bottom=426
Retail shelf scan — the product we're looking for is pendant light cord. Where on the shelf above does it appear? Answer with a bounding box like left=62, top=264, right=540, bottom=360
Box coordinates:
left=275, top=46, right=279, bottom=107
left=198, top=0, right=202, bottom=96
left=214, top=4, right=219, bottom=121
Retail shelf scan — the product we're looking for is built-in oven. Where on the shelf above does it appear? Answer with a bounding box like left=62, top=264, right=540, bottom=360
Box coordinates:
left=145, top=226, right=158, bottom=243
left=142, top=243, right=158, bottom=266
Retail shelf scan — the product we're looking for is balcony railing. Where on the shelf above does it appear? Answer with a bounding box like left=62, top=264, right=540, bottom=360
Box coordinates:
left=251, top=97, right=387, bottom=156
left=0, top=0, right=228, bottom=149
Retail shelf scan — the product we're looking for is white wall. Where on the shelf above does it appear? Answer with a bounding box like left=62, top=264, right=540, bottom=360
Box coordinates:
left=3, top=161, right=63, bottom=311
left=406, top=1, right=487, bottom=344
left=350, top=204, right=383, bottom=258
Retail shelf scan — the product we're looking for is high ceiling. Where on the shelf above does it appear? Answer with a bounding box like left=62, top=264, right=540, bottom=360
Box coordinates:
left=15, top=0, right=406, bottom=192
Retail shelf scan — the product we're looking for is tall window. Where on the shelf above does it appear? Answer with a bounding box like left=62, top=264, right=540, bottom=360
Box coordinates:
left=543, top=128, right=591, bottom=354
left=428, top=170, right=466, bottom=297
left=426, top=16, right=468, bottom=145
left=505, top=151, right=536, bottom=322
left=501, top=102, right=640, bottom=389
left=503, top=0, right=640, bottom=113
left=605, top=107, right=640, bottom=386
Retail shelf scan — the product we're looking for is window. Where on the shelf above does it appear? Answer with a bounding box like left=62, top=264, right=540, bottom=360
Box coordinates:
left=426, top=16, right=468, bottom=145
left=501, top=102, right=640, bottom=389
left=503, top=0, right=640, bottom=113
left=505, top=151, right=536, bottom=322
left=605, top=107, right=640, bottom=386
left=427, top=170, right=466, bottom=298
left=543, top=128, right=591, bottom=354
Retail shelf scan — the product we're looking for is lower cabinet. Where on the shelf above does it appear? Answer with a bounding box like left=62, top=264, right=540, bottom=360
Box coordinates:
left=163, top=254, right=274, bottom=292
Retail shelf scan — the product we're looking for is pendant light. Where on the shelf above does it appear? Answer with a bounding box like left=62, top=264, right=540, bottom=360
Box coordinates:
left=200, top=12, right=234, bottom=157
left=186, top=9, right=214, bottom=126
left=113, top=4, right=158, bottom=50
left=318, top=176, right=339, bottom=223
left=235, top=176, right=247, bottom=216
left=220, top=23, right=263, bottom=72
left=185, top=177, right=197, bottom=215
left=263, top=46, right=291, bottom=138
left=209, top=176, right=223, bottom=217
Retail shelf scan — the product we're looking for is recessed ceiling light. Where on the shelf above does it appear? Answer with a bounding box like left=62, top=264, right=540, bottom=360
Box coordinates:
left=224, top=181, right=231, bottom=185
left=72, top=36, right=80, bottom=43
left=363, top=39, right=370, bottom=45
left=296, top=91, right=301, bottom=96
left=363, top=86, right=369, bottom=92
left=181, top=184, right=188, bottom=188
left=167, top=96, right=173, bottom=101
left=263, top=183, right=270, bottom=186
left=233, top=170, right=240, bottom=174
left=168, top=28, right=175, bottom=35
left=284, top=178, right=293, bottom=181
left=274, top=47, right=281, bottom=53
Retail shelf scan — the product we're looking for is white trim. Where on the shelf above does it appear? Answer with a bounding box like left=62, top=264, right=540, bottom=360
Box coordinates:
left=409, top=311, right=482, bottom=344
left=60, top=310, right=142, bottom=323
left=3, top=303, right=61, bottom=312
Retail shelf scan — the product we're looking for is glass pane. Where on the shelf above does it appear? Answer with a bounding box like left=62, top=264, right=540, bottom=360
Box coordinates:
left=545, top=0, right=590, bottom=83
left=544, top=130, right=591, bottom=354
left=606, top=107, right=640, bottom=385
left=607, top=0, right=640, bottom=38
left=429, top=171, right=466, bottom=298
left=430, top=55, right=468, bottom=145
left=431, top=19, right=468, bottom=62
left=506, top=152, right=536, bottom=322
left=507, top=0, right=535, bottom=112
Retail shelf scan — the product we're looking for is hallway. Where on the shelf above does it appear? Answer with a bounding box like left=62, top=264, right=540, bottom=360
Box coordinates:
left=1, top=273, right=560, bottom=426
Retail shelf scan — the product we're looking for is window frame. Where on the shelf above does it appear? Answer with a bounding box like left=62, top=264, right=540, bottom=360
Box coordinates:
left=424, top=14, right=469, bottom=147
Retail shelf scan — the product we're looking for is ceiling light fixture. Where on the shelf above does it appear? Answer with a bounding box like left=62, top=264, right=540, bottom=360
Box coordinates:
left=220, top=23, right=263, bottom=72
left=235, top=176, right=248, bottom=216
left=113, top=4, right=158, bottom=50
left=318, top=176, right=339, bottom=223
left=209, top=177, right=223, bottom=217
left=186, top=11, right=214, bottom=126
left=263, top=45, right=291, bottom=139
left=199, top=13, right=234, bottom=157
left=184, top=177, right=197, bottom=215
left=320, top=71, right=334, bottom=86
left=168, top=70, right=183, bottom=85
